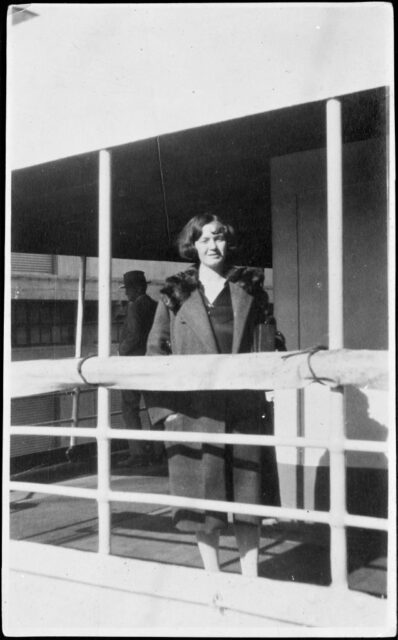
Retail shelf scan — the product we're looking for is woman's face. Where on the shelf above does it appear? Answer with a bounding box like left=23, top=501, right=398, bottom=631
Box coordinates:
left=194, top=222, right=227, bottom=272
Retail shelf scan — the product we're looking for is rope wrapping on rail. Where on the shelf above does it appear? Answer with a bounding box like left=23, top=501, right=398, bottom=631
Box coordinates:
left=306, top=346, right=334, bottom=385
left=9, top=349, right=389, bottom=398
left=76, top=354, right=99, bottom=386
left=282, top=345, right=337, bottom=386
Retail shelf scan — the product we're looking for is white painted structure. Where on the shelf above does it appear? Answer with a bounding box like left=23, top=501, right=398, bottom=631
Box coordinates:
left=4, top=3, right=395, bottom=635
left=7, top=4, right=393, bottom=170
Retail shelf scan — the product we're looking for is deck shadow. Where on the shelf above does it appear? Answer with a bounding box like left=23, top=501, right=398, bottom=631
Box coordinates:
left=258, top=542, right=331, bottom=586
left=347, top=527, right=387, bottom=574
left=10, top=496, right=387, bottom=598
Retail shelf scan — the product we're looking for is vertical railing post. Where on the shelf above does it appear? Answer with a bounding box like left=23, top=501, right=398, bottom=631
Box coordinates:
left=4, top=129, right=12, bottom=562
left=97, top=150, right=112, bottom=554
left=75, top=256, right=87, bottom=359
left=326, top=98, right=347, bottom=588
left=387, top=87, right=395, bottom=614
left=69, top=256, right=86, bottom=452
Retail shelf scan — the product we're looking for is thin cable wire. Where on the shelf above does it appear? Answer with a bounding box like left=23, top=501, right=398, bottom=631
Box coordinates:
left=156, top=136, right=172, bottom=245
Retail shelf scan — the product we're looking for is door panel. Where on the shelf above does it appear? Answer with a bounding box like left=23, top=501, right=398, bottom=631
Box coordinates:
left=271, top=137, right=388, bottom=510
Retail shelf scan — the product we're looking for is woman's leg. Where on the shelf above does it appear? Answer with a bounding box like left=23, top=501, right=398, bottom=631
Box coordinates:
left=196, top=530, right=220, bottom=572
left=234, top=522, right=260, bottom=577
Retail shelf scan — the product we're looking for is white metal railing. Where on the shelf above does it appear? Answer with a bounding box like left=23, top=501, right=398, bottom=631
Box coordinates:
left=7, top=98, right=393, bottom=597
left=97, top=148, right=112, bottom=554
left=9, top=425, right=390, bottom=537
left=9, top=378, right=389, bottom=586
left=31, top=410, right=123, bottom=427
left=9, top=349, right=388, bottom=398
left=326, top=98, right=346, bottom=585
left=8, top=478, right=389, bottom=533
left=9, top=424, right=390, bottom=453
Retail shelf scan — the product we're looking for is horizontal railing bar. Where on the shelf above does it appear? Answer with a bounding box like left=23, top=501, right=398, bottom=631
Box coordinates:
left=10, top=349, right=389, bottom=398
left=9, top=426, right=389, bottom=453
left=9, top=481, right=97, bottom=499
left=32, top=411, right=122, bottom=427
left=108, top=491, right=333, bottom=524
left=9, top=481, right=388, bottom=531
left=107, top=493, right=385, bottom=531
left=8, top=480, right=330, bottom=523
left=108, top=430, right=389, bottom=454
left=344, top=513, right=389, bottom=531
left=343, top=439, right=389, bottom=453
left=108, top=429, right=332, bottom=448
left=10, top=427, right=99, bottom=438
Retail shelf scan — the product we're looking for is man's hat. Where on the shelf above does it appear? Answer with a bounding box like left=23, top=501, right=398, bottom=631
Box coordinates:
left=120, top=270, right=150, bottom=288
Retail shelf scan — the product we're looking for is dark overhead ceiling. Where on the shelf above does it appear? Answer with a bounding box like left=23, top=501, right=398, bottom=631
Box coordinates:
left=11, top=87, right=387, bottom=267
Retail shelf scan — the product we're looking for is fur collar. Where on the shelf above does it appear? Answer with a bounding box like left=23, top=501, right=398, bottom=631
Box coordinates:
left=160, top=265, right=269, bottom=315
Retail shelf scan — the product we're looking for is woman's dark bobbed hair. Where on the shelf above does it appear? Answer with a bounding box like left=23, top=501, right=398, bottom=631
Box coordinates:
left=177, top=213, right=238, bottom=262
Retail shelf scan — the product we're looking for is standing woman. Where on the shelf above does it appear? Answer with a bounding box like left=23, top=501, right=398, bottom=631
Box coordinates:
left=146, top=214, right=279, bottom=576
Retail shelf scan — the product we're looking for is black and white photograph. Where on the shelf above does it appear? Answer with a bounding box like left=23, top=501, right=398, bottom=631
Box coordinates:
left=3, top=2, right=395, bottom=636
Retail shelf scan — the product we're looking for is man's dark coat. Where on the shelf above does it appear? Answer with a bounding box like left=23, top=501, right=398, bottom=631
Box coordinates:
left=119, top=293, right=157, bottom=356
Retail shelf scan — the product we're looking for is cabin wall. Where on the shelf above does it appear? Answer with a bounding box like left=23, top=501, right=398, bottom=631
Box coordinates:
left=271, top=138, right=388, bottom=514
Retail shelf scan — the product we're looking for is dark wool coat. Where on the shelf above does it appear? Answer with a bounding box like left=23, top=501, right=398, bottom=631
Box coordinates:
left=119, top=294, right=157, bottom=356
left=146, top=266, right=280, bottom=533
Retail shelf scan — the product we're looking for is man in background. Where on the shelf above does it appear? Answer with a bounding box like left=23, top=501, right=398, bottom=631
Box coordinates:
left=116, top=270, right=158, bottom=468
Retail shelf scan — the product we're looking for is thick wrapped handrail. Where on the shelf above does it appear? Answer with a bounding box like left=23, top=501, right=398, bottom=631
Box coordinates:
left=10, top=349, right=388, bottom=398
